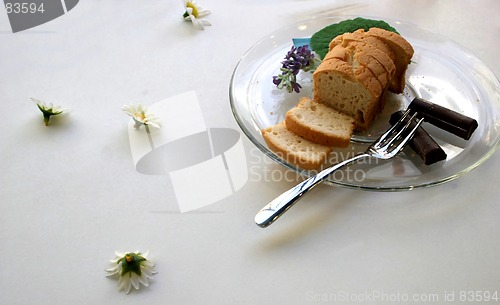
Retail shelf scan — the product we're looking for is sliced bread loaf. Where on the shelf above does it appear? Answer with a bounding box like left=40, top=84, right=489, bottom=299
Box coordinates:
left=261, top=121, right=332, bottom=170
left=313, top=55, right=384, bottom=130
left=366, top=27, right=414, bottom=93
left=285, top=97, right=355, bottom=147
left=330, top=28, right=411, bottom=94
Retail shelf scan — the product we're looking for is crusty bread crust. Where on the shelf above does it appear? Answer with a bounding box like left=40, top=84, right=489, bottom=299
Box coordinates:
left=333, top=37, right=396, bottom=84
left=261, top=121, right=332, bottom=170
left=366, top=27, right=414, bottom=93
left=285, top=97, right=355, bottom=147
left=352, top=42, right=396, bottom=80
left=328, top=43, right=389, bottom=90
left=329, top=29, right=396, bottom=63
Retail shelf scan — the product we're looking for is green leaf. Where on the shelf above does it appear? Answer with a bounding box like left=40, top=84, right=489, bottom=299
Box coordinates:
left=310, top=17, right=399, bottom=60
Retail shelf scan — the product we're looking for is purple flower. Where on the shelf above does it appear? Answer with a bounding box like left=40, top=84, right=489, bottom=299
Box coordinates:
left=272, top=44, right=318, bottom=93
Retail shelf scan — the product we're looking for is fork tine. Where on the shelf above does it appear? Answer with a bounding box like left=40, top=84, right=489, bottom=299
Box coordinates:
left=377, top=112, right=419, bottom=149
left=372, top=109, right=413, bottom=148
left=384, top=116, right=424, bottom=156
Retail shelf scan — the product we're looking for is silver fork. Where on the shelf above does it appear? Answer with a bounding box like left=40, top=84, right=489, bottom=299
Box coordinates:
left=255, top=110, right=424, bottom=228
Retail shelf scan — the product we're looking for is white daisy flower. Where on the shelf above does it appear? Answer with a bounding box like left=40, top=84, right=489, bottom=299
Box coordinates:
left=31, top=98, right=67, bottom=126
left=122, top=104, right=161, bottom=130
left=105, top=251, right=158, bottom=294
left=182, top=0, right=211, bottom=30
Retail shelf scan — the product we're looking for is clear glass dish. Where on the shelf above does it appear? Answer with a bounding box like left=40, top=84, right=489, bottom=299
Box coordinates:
left=229, top=16, right=500, bottom=190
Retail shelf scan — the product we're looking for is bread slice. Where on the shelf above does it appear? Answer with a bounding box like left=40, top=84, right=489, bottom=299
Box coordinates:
left=285, top=97, right=355, bottom=147
left=366, top=27, right=414, bottom=93
left=313, top=55, right=383, bottom=130
left=261, top=121, right=332, bottom=170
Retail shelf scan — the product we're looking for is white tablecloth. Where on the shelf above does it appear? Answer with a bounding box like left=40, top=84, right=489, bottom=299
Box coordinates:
left=1, top=1, right=499, bottom=304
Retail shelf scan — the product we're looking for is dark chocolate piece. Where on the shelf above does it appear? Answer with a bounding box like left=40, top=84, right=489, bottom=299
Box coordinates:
left=409, top=97, right=478, bottom=140
left=390, top=111, right=447, bottom=165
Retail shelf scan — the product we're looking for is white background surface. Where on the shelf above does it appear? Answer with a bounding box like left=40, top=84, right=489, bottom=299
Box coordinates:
left=1, top=0, right=499, bottom=304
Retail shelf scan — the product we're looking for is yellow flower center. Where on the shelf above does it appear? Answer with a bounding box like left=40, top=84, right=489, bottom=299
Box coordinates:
left=125, top=254, right=133, bottom=263
left=186, top=2, right=199, bottom=18
left=135, top=111, right=146, bottom=121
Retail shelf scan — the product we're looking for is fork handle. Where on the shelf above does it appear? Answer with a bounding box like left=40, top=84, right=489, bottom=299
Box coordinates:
left=255, top=153, right=369, bottom=227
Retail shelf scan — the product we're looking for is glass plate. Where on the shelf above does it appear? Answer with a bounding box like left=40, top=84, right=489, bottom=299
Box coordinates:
left=229, top=16, right=500, bottom=190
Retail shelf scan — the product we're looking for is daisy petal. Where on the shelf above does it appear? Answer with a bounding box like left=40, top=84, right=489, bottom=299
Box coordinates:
left=125, top=280, right=132, bottom=294
left=130, top=272, right=140, bottom=290
left=105, top=267, right=119, bottom=276
left=138, top=273, right=149, bottom=286
left=193, top=19, right=205, bottom=30
left=117, top=274, right=128, bottom=291
left=141, top=266, right=154, bottom=278
left=142, top=260, right=155, bottom=268
left=198, top=10, right=210, bottom=17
